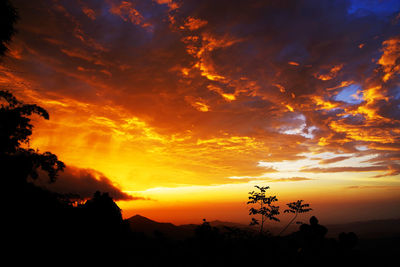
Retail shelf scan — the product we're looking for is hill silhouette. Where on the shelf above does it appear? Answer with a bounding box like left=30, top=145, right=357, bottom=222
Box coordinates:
left=126, top=214, right=400, bottom=241
left=181, top=219, right=255, bottom=230
left=126, top=214, right=193, bottom=239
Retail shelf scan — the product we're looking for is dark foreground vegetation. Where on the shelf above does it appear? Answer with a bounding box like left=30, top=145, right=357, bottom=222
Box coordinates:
left=4, top=181, right=399, bottom=266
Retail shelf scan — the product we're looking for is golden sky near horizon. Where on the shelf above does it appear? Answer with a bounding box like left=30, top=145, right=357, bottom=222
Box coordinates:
left=1, top=0, right=400, bottom=224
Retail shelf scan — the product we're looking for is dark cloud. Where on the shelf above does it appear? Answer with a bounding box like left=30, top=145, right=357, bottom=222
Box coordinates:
left=35, top=166, right=146, bottom=201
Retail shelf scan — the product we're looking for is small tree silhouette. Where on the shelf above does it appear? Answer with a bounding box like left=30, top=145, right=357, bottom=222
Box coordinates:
left=247, top=185, right=280, bottom=234
left=279, top=200, right=312, bottom=236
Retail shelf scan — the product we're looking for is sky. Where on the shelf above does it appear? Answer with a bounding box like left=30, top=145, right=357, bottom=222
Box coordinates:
left=1, top=0, right=400, bottom=225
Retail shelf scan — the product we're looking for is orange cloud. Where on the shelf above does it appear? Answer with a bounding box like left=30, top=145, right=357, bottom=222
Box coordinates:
left=314, top=64, right=343, bottom=81
left=312, top=95, right=340, bottom=110
left=109, top=0, right=151, bottom=29
left=207, top=85, right=236, bottom=101
left=154, top=0, right=179, bottom=10
left=53, top=3, right=106, bottom=52
left=285, top=104, right=294, bottom=112
left=183, top=17, right=208, bottom=30
left=274, top=83, right=286, bottom=93
left=82, top=7, right=96, bottom=20
left=378, top=36, right=400, bottom=82
left=185, top=96, right=210, bottom=112
left=60, top=48, right=107, bottom=66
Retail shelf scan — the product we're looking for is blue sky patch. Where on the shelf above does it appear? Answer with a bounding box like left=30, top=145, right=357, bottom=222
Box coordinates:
left=335, top=84, right=363, bottom=104
left=348, top=0, right=400, bottom=17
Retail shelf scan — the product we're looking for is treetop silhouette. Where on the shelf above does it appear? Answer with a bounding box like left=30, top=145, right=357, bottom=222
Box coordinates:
left=0, top=90, right=64, bottom=184
left=279, top=199, right=312, bottom=236
left=247, top=185, right=280, bottom=234
left=248, top=185, right=314, bottom=237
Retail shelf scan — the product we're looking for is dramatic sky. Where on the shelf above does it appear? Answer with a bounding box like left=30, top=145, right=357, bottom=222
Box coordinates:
left=1, top=0, right=400, bottom=224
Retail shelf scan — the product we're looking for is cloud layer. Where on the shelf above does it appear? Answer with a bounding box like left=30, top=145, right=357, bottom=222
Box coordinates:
left=1, top=0, right=399, bottom=194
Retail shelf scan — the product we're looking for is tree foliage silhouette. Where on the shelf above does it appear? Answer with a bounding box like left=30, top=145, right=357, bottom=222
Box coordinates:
left=247, top=185, right=280, bottom=234
left=0, top=0, right=18, bottom=57
left=82, top=191, right=123, bottom=224
left=279, top=200, right=312, bottom=236
left=0, top=90, right=65, bottom=184
left=0, top=90, right=49, bottom=152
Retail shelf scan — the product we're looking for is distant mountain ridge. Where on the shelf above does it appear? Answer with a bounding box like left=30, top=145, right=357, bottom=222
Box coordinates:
left=126, top=215, right=256, bottom=239
left=180, top=220, right=251, bottom=229
left=125, top=215, right=400, bottom=240
left=126, top=214, right=193, bottom=239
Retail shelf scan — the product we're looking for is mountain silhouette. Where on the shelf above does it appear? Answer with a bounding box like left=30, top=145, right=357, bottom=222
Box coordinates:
left=126, top=215, right=258, bottom=239
left=181, top=220, right=252, bottom=229
left=126, top=215, right=400, bottom=240
left=209, top=220, right=252, bottom=229
left=126, top=214, right=193, bottom=239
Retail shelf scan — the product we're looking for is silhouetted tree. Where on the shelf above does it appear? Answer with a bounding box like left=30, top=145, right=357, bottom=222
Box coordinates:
left=1, top=91, right=67, bottom=261
left=0, top=0, right=18, bottom=57
left=0, top=90, right=65, bottom=185
left=0, top=90, right=48, bottom=152
left=82, top=191, right=123, bottom=225
left=247, top=185, right=280, bottom=234
left=279, top=200, right=312, bottom=236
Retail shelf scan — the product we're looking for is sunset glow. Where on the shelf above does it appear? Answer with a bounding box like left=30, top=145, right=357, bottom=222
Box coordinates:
left=2, top=0, right=400, bottom=225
